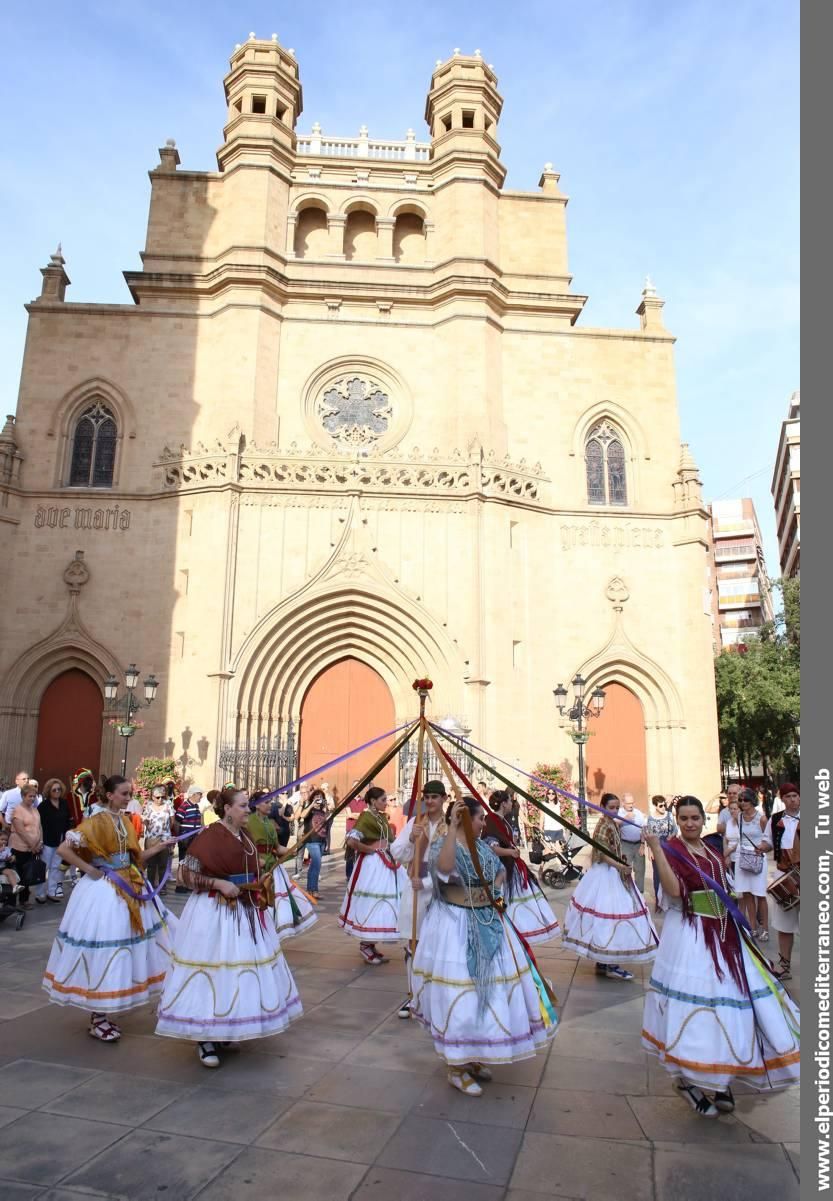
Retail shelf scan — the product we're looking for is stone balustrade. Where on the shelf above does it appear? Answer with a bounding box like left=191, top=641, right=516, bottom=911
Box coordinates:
left=156, top=441, right=545, bottom=502
left=297, top=124, right=431, bottom=162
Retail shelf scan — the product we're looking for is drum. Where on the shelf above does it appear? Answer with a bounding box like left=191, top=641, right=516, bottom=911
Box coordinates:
left=767, top=867, right=800, bottom=911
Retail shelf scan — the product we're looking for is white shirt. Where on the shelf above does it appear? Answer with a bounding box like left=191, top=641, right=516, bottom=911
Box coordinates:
left=392, top=815, right=444, bottom=867
left=725, top=812, right=767, bottom=860
left=1, top=788, right=41, bottom=825
left=618, top=807, right=647, bottom=842
left=764, top=811, right=799, bottom=853
left=542, top=798, right=562, bottom=833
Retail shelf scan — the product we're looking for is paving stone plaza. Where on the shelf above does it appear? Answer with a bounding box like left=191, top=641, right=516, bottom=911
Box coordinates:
left=0, top=854, right=800, bottom=1201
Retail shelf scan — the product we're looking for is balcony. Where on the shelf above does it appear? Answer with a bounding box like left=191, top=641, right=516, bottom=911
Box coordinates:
left=712, top=520, right=756, bottom=540
left=714, top=544, right=757, bottom=562
left=297, top=125, right=431, bottom=162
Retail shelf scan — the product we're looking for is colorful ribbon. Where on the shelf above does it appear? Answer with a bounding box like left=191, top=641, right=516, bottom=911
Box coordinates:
left=247, top=720, right=415, bottom=805
left=431, top=722, right=751, bottom=933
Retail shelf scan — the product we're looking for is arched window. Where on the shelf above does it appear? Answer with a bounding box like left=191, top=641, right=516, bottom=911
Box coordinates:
left=585, top=420, right=628, bottom=506
left=393, top=212, right=425, bottom=263
left=68, top=401, right=117, bottom=487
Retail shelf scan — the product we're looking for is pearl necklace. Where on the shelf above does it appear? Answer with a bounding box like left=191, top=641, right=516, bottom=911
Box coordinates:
left=679, top=838, right=729, bottom=939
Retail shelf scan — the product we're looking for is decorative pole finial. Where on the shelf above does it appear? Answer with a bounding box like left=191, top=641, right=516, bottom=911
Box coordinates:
left=413, top=677, right=433, bottom=718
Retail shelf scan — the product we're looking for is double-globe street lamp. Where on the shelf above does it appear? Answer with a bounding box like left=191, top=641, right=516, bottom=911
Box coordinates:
left=553, top=675, right=606, bottom=833
left=103, top=664, right=159, bottom=775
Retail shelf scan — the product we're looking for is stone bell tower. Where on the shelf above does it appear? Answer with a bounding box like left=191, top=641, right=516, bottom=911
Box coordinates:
left=424, top=50, right=505, bottom=188
left=217, top=32, right=303, bottom=170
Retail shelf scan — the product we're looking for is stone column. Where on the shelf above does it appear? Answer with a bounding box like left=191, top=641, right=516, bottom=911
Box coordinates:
left=376, top=217, right=395, bottom=263
left=285, top=213, right=297, bottom=257
left=327, top=214, right=346, bottom=259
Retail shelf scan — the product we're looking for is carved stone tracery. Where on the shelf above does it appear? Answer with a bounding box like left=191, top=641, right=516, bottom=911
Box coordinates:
left=155, top=439, right=546, bottom=502
left=317, top=376, right=392, bottom=446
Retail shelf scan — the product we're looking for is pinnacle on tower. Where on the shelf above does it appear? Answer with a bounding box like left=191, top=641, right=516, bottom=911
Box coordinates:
left=218, top=34, right=304, bottom=171
left=35, top=243, right=70, bottom=303
left=636, top=275, right=665, bottom=331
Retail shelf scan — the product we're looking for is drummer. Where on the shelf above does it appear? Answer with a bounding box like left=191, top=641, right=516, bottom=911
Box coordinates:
left=766, top=783, right=800, bottom=982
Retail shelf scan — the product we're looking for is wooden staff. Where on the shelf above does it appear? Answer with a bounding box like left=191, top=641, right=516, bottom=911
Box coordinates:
left=407, top=689, right=431, bottom=987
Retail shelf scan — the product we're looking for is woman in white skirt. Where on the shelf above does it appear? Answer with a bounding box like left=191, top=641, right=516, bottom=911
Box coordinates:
left=338, top=787, right=404, bottom=965
left=43, top=775, right=177, bottom=1043
left=484, top=790, right=560, bottom=944
left=723, top=787, right=772, bottom=942
left=247, top=789, right=316, bottom=940
left=411, top=796, right=558, bottom=1095
left=156, top=786, right=302, bottom=1068
left=562, top=792, right=657, bottom=980
left=643, top=796, right=799, bottom=1117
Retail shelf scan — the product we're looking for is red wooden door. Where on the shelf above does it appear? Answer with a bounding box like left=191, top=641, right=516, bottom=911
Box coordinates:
left=33, top=668, right=104, bottom=790
left=583, top=682, right=648, bottom=810
left=299, top=658, right=396, bottom=800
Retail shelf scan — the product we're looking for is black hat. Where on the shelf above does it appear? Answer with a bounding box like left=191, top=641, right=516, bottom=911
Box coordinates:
left=423, top=780, right=447, bottom=796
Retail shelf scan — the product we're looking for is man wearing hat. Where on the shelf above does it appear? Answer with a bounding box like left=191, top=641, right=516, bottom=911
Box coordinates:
left=391, top=780, right=448, bottom=1019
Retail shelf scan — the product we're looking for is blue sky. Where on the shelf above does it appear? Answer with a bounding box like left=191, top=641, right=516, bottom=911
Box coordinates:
left=0, top=0, right=798, bottom=570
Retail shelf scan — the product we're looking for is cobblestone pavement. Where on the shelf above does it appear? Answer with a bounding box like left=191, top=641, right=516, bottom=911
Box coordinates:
left=0, top=854, right=800, bottom=1200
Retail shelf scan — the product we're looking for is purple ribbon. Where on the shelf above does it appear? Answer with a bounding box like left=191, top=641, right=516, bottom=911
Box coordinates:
left=100, top=860, right=171, bottom=902
left=432, top=725, right=751, bottom=933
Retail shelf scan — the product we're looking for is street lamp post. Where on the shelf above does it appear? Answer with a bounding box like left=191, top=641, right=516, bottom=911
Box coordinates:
left=103, top=664, right=159, bottom=776
left=553, top=675, right=606, bottom=834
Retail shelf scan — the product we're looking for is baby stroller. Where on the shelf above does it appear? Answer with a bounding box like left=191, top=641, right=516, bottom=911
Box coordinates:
left=529, top=829, right=584, bottom=890
left=0, top=875, right=25, bottom=930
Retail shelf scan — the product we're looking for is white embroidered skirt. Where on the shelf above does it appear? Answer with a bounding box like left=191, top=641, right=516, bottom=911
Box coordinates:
left=506, top=874, right=561, bottom=944
left=155, top=892, right=303, bottom=1041
left=272, top=863, right=318, bottom=940
left=42, top=874, right=177, bottom=1014
left=411, top=897, right=557, bottom=1066
left=642, top=905, right=800, bottom=1091
left=562, top=861, right=657, bottom=963
left=338, top=851, right=404, bottom=942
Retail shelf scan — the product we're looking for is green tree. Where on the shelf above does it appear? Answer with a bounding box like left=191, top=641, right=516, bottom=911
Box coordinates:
left=714, top=578, right=800, bottom=783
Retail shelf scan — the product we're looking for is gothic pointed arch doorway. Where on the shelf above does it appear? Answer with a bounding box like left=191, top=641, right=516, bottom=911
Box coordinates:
left=583, top=681, right=648, bottom=810
left=299, top=658, right=396, bottom=801
left=33, top=668, right=103, bottom=787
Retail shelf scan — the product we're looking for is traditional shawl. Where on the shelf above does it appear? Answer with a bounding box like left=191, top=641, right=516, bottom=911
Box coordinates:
left=351, top=807, right=391, bottom=844
left=246, top=812, right=280, bottom=872
left=429, top=837, right=505, bottom=1015
left=664, top=836, right=745, bottom=989
left=186, top=822, right=261, bottom=894
left=183, top=823, right=266, bottom=934
left=590, top=815, right=622, bottom=864
left=70, top=810, right=145, bottom=934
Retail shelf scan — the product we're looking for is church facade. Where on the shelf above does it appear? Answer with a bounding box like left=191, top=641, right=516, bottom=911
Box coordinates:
left=0, top=38, right=720, bottom=804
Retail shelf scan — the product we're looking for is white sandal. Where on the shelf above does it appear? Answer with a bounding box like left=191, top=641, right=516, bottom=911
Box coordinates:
left=467, top=1062, right=493, bottom=1082
left=88, top=1014, right=121, bottom=1042
left=448, top=1069, right=483, bottom=1097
